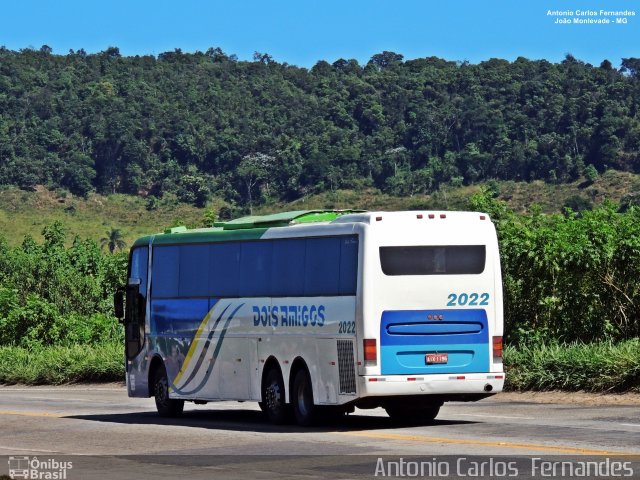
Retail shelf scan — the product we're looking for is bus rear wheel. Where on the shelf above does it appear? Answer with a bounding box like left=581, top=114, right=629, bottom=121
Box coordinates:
left=153, top=365, right=184, bottom=418
left=262, top=368, right=289, bottom=424
left=385, top=404, right=440, bottom=425
left=292, top=369, right=317, bottom=427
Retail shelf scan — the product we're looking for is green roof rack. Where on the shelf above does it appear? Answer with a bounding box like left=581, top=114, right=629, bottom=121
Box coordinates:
left=164, top=225, right=188, bottom=234
left=214, top=209, right=365, bottom=230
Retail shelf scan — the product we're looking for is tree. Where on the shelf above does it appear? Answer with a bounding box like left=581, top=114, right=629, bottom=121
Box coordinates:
left=621, top=57, right=640, bottom=77
left=177, top=172, right=210, bottom=207
left=205, top=47, right=228, bottom=62
left=584, top=164, right=599, bottom=183
left=100, top=229, right=126, bottom=254
left=368, top=51, right=404, bottom=70
left=237, top=153, right=275, bottom=214
left=252, top=52, right=274, bottom=64
left=63, top=153, right=95, bottom=197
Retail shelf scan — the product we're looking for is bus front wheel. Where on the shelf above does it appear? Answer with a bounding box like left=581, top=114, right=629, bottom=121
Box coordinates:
left=292, top=369, right=317, bottom=427
left=262, top=368, right=289, bottom=424
left=153, top=365, right=184, bottom=418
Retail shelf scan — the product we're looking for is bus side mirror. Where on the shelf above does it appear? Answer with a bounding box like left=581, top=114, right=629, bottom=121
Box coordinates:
left=114, top=290, right=124, bottom=321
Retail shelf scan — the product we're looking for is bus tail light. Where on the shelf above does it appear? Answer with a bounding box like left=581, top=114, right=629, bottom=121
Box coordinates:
left=364, top=339, right=377, bottom=366
left=493, top=336, right=503, bottom=361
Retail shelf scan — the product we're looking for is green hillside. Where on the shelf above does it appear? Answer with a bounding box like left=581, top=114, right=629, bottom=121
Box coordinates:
left=0, top=186, right=208, bottom=246
left=1, top=169, right=638, bottom=247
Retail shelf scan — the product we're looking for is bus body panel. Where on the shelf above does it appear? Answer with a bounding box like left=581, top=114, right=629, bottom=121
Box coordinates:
left=379, top=308, right=490, bottom=375
left=151, top=295, right=356, bottom=404
left=356, top=211, right=504, bottom=398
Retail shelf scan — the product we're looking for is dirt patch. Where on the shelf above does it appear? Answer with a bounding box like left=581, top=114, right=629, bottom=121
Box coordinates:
left=495, top=391, right=640, bottom=406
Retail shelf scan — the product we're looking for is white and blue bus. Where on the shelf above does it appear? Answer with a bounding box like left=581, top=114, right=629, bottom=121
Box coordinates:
left=115, top=210, right=505, bottom=426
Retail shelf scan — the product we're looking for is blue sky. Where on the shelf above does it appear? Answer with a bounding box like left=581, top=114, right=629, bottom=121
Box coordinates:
left=1, top=0, right=637, bottom=67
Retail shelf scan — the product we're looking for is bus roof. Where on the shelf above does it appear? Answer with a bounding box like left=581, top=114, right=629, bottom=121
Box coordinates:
left=131, top=209, right=365, bottom=247
left=131, top=209, right=491, bottom=248
left=214, top=209, right=364, bottom=230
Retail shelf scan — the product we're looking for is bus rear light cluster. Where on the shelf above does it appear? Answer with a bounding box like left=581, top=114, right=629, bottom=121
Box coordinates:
left=486, top=375, right=504, bottom=379
left=449, top=375, right=466, bottom=380
left=363, top=339, right=377, bottom=366
left=493, top=336, right=503, bottom=361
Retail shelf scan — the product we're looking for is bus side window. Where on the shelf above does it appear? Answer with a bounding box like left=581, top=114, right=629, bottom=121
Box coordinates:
left=240, top=241, right=273, bottom=297
left=130, top=247, right=149, bottom=298
left=339, top=236, right=358, bottom=295
left=151, top=246, right=179, bottom=298
left=271, top=239, right=305, bottom=297
left=305, top=237, right=341, bottom=296
left=179, top=244, right=210, bottom=297
left=209, top=243, right=241, bottom=297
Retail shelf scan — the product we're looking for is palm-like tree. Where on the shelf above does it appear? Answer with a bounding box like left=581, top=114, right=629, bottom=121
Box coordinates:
left=101, top=228, right=126, bottom=254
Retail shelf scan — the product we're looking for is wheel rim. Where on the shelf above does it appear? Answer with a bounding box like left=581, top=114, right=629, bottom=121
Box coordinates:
left=296, top=380, right=310, bottom=417
left=265, top=381, right=282, bottom=411
left=156, top=377, right=169, bottom=406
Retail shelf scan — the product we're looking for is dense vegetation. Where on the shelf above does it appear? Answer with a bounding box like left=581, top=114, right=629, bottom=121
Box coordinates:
left=0, top=198, right=638, bottom=390
left=0, top=342, right=122, bottom=384
left=505, top=340, right=640, bottom=392
left=1, top=47, right=639, bottom=210
left=472, top=193, right=640, bottom=345
left=0, top=222, right=126, bottom=348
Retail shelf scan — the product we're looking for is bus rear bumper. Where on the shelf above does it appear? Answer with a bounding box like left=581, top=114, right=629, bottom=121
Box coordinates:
left=358, top=373, right=505, bottom=398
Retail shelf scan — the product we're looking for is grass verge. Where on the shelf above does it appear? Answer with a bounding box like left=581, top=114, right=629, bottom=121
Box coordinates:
left=0, top=342, right=124, bottom=385
left=504, top=339, right=640, bottom=393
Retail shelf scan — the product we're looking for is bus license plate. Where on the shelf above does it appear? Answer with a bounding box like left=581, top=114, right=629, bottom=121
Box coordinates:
left=426, top=353, right=448, bottom=364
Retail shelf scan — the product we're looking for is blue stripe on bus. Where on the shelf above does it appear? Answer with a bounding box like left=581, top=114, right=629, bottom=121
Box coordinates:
left=380, top=344, right=489, bottom=374
left=380, top=309, right=488, bottom=346
left=150, top=298, right=218, bottom=335
left=380, top=309, right=490, bottom=374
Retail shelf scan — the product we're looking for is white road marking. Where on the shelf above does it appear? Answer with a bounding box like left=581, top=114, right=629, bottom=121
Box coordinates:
left=0, top=445, right=61, bottom=453
left=620, top=423, right=640, bottom=427
left=455, top=413, right=535, bottom=420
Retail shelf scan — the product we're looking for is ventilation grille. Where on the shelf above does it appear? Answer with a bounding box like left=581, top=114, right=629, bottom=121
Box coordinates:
left=337, top=339, right=356, bottom=394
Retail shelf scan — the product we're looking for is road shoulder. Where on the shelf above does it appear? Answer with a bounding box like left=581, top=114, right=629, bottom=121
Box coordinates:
left=496, top=390, right=640, bottom=406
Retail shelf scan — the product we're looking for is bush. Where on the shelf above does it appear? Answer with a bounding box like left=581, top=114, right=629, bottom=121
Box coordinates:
left=470, top=192, right=640, bottom=344
left=0, top=342, right=124, bottom=384
left=0, top=222, right=126, bottom=348
left=504, top=339, right=640, bottom=392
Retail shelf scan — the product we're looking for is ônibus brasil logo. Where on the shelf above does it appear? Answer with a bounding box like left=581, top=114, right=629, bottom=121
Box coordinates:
left=8, top=456, right=73, bottom=479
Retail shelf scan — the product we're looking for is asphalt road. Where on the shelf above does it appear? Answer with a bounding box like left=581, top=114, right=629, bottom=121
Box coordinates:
left=0, top=385, right=639, bottom=479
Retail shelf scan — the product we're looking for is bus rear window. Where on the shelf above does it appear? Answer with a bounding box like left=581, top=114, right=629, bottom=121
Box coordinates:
left=379, top=245, right=486, bottom=275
